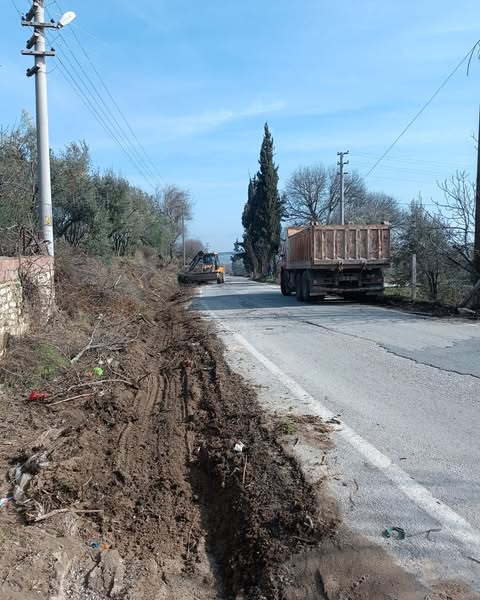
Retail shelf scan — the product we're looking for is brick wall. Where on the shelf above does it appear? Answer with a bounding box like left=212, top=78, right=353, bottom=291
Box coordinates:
left=0, top=256, right=54, bottom=355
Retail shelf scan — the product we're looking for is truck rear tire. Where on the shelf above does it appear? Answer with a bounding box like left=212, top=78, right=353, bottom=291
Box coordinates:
left=301, top=271, right=311, bottom=302
left=295, top=273, right=304, bottom=302
left=280, top=271, right=292, bottom=296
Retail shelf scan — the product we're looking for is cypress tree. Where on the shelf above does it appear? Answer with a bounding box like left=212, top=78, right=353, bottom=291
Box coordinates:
left=241, top=123, right=282, bottom=276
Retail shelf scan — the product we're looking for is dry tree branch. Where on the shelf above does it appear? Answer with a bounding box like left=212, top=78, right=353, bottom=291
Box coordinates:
left=71, top=315, right=103, bottom=364
left=34, top=508, right=103, bottom=522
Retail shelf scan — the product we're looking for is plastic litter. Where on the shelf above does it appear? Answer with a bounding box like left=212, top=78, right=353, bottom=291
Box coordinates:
left=0, top=497, right=12, bottom=508
left=233, top=441, right=245, bottom=453
left=28, top=391, right=50, bottom=402
left=89, top=541, right=111, bottom=550
left=10, top=451, right=49, bottom=506
left=383, top=526, right=405, bottom=540
left=87, top=367, right=104, bottom=378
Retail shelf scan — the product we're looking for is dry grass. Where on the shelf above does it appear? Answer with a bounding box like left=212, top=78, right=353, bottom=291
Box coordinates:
left=0, top=245, right=180, bottom=397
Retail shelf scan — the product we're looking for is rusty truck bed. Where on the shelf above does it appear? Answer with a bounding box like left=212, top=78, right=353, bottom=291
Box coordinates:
left=285, top=224, right=391, bottom=270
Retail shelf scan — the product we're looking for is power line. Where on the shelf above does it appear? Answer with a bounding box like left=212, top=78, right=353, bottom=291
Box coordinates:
left=366, top=174, right=444, bottom=185
left=356, top=152, right=470, bottom=170
left=10, top=0, right=22, bottom=16
left=43, top=36, right=159, bottom=189
left=365, top=39, right=480, bottom=178
left=44, top=8, right=160, bottom=189
left=53, top=53, right=158, bottom=190
left=53, top=52, right=158, bottom=190
left=51, top=0, right=165, bottom=186
left=41, top=3, right=164, bottom=191
left=30, top=2, right=156, bottom=189
left=49, top=33, right=161, bottom=188
left=355, top=162, right=456, bottom=177
left=68, top=27, right=166, bottom=185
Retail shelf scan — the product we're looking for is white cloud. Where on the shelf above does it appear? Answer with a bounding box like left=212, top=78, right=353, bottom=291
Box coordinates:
left=132, top=99, right=286, bottom=140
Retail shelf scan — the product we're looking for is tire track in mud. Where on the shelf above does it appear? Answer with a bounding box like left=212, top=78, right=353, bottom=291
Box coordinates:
left=101, top=307, right=334, bottom=598
left=113, top=372, right=162, bottom=481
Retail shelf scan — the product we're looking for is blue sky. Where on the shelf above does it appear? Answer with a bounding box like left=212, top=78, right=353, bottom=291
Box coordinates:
left=2, top=0, right=479, bottom=251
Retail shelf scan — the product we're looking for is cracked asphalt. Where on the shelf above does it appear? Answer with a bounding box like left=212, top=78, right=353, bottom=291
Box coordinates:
left=195, top=276, right=480, bottom=592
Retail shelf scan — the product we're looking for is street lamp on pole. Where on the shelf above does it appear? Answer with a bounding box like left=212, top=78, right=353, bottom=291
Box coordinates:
left=21, top=2, right=76, bottom=257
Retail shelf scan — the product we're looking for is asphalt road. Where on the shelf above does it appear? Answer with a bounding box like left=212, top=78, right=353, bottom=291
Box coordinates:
left=194, top=276, right=480, bottom=593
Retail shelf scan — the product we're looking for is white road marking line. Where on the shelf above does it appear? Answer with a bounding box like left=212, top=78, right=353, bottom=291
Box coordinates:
left=199, top=296, right=480, bottom=559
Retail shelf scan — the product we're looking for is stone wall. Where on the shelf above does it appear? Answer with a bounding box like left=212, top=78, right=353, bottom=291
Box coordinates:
left=0, top=256, right=54, bottom=355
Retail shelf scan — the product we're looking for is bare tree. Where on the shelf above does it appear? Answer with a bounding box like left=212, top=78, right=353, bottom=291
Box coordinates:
left=0, top=112, right=38, bottom=229
left=182, top=238, right=204, bottom=261
left=435, top=171, right=476, bottom=279
left=283, top=164, right=369, bottom=225
left=394, top=199, right=452, bottom=301
left=283, top=164, right=329, bottom=224
left=347, top=191, right=402, bottom=225
left=156, top=184, right=192, bottom=258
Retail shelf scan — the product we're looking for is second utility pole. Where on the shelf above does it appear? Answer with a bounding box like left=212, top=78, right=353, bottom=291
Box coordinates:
left=337, top=150, right=349, bottom=225
left=474, top=107, right=480, bottom=280
left=182, top=214, right=186, bottom=268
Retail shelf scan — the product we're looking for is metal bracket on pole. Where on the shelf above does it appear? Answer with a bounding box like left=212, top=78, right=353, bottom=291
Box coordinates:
left=22, top=20, right=58, bottom=28
left=22, top=50, right=56, bottom=56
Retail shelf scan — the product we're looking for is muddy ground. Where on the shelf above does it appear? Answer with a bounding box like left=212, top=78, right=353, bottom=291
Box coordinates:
left=1, top=255, right=476, bottom=600
left=1, top=254, right=339, bottom=600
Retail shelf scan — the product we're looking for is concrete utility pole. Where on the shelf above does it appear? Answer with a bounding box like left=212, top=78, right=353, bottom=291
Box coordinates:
left=411, top=253, right=417, bottom=301
left=21, top=3, right=75, bottom=257
left=474, top=107, right=480, bottom=279
left=411, top=215, right=417, bottom=301
left=181, top=213, right=186, bottom=268
left=337, top=150, right=349, bottom=225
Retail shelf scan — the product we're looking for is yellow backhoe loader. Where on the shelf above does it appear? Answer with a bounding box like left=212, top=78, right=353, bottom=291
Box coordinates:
left=177, top=251, right=225, bottom=284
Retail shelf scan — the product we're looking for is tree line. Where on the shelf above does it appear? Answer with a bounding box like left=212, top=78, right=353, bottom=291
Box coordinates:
left=236, top=123, right=478, bottom=304
left=0, top=112, right=201, bottom=260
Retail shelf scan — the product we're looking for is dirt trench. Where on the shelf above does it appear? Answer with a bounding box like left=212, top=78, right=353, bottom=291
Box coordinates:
left=0, top=281, right=337, bottom=600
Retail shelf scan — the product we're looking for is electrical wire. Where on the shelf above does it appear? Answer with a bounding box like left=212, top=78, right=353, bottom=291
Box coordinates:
left=68, top=27, right=166, bottom=185
left=53, top=52, right=158, bottom=191
left=365, top=39, right=480, bottom=178
left=10, top=0, right=22, bottom=16
left=53, top=35, right=160, bottom=186
left=14, top=0, right=151, bottom=186
left=44, top=36, right=158, bottom=190
left=354, top=162, right=456, bottom=177
left=356, top=152, right=470, bottom=170
left=39, top=3, right=165, bottom=191
left=50, top=34, right=160, bottom=188
left=51, top=0, right=165, bottom=185
left=365, top=174, right=443, bottom=186
left=45, top=9, right=157, bottom=185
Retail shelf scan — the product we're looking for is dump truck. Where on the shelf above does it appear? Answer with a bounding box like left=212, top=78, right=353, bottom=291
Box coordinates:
left=280, top=223, right=391, bottom=301
left=177, top=251, right=225, bottom=285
